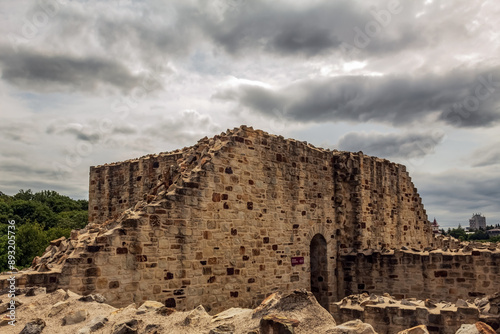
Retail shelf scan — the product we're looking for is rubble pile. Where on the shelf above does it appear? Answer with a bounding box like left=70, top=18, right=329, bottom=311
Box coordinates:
left=0, top=288, right=362, bottom=334
left=29, top=133, right=215, bottom=275
left=1, top=287, right=498, bottom=334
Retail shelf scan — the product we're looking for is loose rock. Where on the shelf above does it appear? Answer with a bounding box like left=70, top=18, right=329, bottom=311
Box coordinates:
left=0, top=299, right=22, bottom=314
left=326, top=319, right=376, bottom=334
left=401, top=299, right=417, bottom=307
left=25, top=287, right=46, bottom=297
left=156, top=306, right=176, bottom=316
left=260, top=315, right=298, bottom=334
left=209, top=323, right=236, bottom=334
left=455, top=321, right=496, bottom=334
left=144, top=324, right=161, bottom=334
left=79, top=315, right=108, bottom=332
left=113, top=319, right=140, bottom=334
left=183, top=305, right=210, bottom=326
left=137, top=300, right=164, bottom=313
left=79, top=293, right=106, bottom=303
left=48, top=301, right=69, bottom=317
left=62, top=309, right=88, bottom=325
left=398, top=324, right=430, bottom=334
left=19, top=318, right=46, bottom=334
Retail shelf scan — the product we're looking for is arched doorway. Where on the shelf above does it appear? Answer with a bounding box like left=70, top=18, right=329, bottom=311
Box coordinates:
left=310, top=233, right=329, bottom=310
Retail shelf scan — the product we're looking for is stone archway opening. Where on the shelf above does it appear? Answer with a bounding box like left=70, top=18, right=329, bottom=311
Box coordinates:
left=310, top=233, right=329, bottom=310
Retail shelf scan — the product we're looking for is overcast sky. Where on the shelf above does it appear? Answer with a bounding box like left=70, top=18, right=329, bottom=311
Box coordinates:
left=1, top=0, right=499, bottom=229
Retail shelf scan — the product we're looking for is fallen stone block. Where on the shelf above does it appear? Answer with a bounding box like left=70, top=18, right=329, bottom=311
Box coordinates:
left=63, top=289, right=81, bottom=300
left=113, top=324, right=137, bottom=334
left=48, top=301, right=69, bottom=317
left=78, top=315, right=108, bottom=333
left=113, top=319, right=140, bottom=334
left=62, top=309, right=88, bottom=325
left=50, top=236, right=66, bottom=247
left=0, top=299, right=22, bottom=314
left=455, top=321, right=496, bottom=334
left=144, top=324, right=161, bottom=334
left=401, top=299, right=418, bottom=307
left=398, top=324, right=430, bottom=334
left=19, top=318, right=46, bottom=334
left=425, top=299, right=437, bottom=308
left=326, top=319, right=376, bottom=334
left=78, top=293, right=106, bottom=303
left=260, top=314, right=300, bottom=334
left=0, top=315, right=12, bottom=326
left=137, top=300, right=165, bottom=313
left=183, top=305, right=210, bottom=326
left=209, top=324, right=236, bottom=334
left=25, top=287, right=46, bottom=297
left=156, top=306, right=176, bottom=316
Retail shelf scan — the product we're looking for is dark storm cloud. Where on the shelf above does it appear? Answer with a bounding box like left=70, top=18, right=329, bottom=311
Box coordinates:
left=201, top=0, right=421, bottom=58
left=93, top=10, right=197, bottom=61
left=203, top=3, right=344, bottom=56
left=1, top=0, right=487, bottom=97
left=46, top=122, right=137, bottom=143
left=0, top=49, right=146, bottom=93
left=337, top=131, right=444, bottom=159
left=214, top=67, right=500, bottom=128
left=112, top=125, right=137, bottom=135
left=417, top=170, right=500, bottom=222
left=21, top=0, right=428, bottom=63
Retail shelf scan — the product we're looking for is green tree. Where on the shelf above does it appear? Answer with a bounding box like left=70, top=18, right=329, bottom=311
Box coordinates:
left=0, top=189, right=89, bottom=272
left=12, top=189, right=34, bottom=201
left=46, top=226, right=72, bottom=242
left=15, top=222, right=48, bottom=269
left=0, top=234, right=9, bottom=272
left=32, top=190, right=83, bottom=213
left=0, top=201, right=14, bottom=224
left=11, top=200, right=59, bottom=228
left=449, top=226, right=468, bottom=241
left=469, top=230, right=489, bottom=241
left=57, top=210, right=88, bottom=230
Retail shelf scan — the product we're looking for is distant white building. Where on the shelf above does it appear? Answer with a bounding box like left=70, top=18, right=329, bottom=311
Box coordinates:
left=487, top=229, right=500, bottom=237
left=469, top=213, right=486, bottom=230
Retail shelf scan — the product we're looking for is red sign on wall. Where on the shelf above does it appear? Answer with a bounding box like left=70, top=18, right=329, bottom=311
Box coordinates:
left=291, top=257, right=304, bottom=266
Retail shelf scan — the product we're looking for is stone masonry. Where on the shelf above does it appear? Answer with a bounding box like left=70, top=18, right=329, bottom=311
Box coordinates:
left=340, top=247, right=500, bottom=302
left=331, top=292, right=500, bottom=334
left=1, top=126, right=435, bottom=314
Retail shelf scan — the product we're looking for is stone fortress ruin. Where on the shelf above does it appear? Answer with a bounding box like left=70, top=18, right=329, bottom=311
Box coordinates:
left=2, top=126, right=499, bottom=333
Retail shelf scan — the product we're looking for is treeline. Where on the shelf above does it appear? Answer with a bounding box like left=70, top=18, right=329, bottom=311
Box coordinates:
left=442, top=225, right=500, bottom=242
left=0, top=189, right=88, bottom=272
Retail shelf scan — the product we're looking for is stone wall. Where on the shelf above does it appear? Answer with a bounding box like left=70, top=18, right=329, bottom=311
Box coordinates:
left=88, top=126, right=433, bottom=252
left=88, top=153, right=182, bottom=226
left=331, top=296, right=487, bottom=334
left=340, top=248, right=500, bottom=302
left=0, top=126, right=433, bottom=314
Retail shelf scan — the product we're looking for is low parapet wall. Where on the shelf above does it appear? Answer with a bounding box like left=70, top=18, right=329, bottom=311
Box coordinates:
left=340, top=246, right=500, bottom=302
left=331, top=293, right=500, bottom=334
